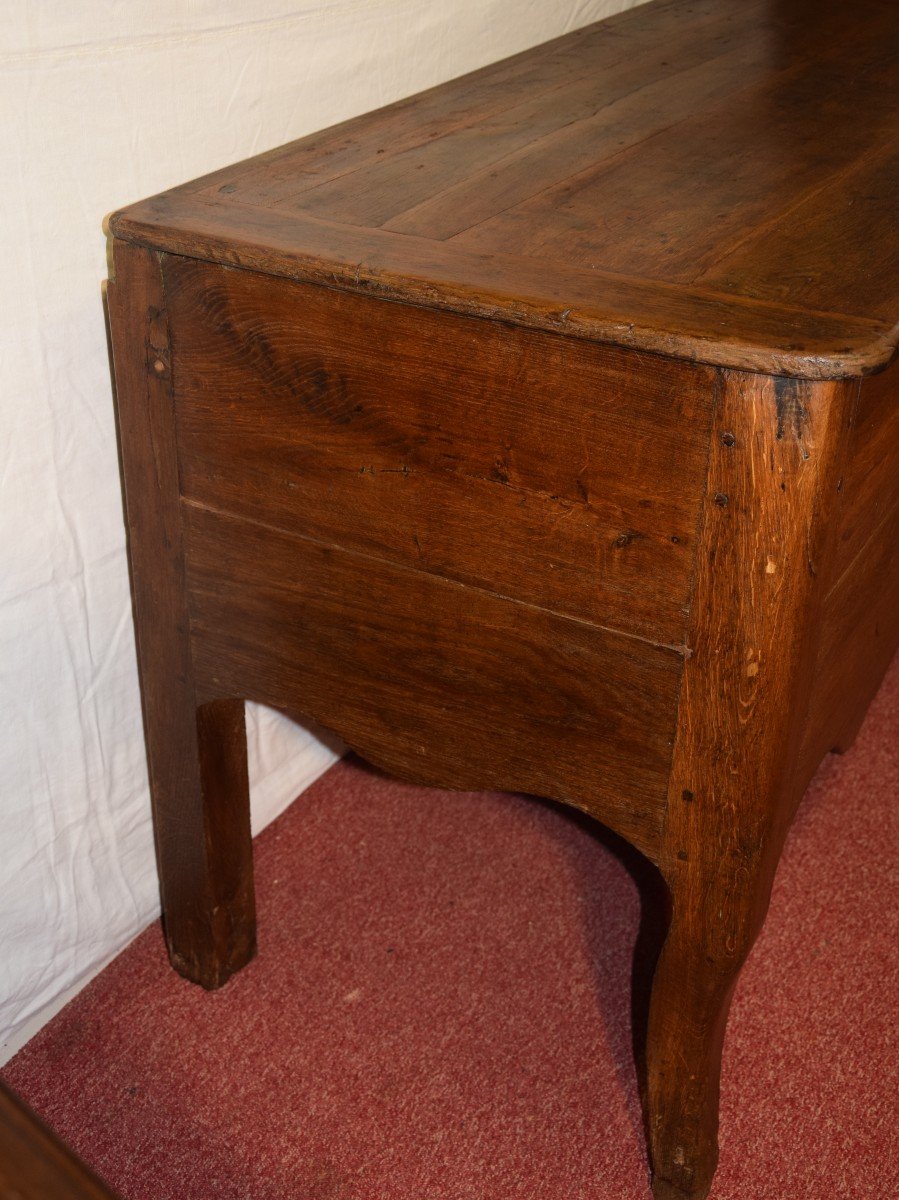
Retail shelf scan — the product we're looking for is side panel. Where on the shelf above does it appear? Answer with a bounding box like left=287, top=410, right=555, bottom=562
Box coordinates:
left=163, top=254, right=715, bottom=643
left=798, top=362, right=899, bottom=780
left=183, top=503, right=683, bottom=859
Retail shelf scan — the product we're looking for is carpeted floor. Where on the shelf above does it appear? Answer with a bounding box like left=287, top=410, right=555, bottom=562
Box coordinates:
left=4, top=656, right=898, bottom=1200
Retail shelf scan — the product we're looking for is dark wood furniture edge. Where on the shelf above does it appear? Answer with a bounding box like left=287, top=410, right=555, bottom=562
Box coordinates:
left=182, top=496, right=680, bottom=863
left=105, top=198, right=897, bottom=381
left=0, top=1081, right=120, bottom=1200
left=106, top=243, right=256, bottom=989
left=646, top=370, right=857, bottom=1198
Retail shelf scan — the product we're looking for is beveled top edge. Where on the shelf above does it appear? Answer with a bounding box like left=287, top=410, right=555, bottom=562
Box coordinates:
left=108, top=194, right=896, bottom=381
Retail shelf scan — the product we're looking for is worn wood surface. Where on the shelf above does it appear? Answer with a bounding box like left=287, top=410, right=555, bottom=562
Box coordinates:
left=798, top=363, right=899, bottom=776
left=0, top=1082, right=119, bottom=1200
left=107, top=242, right=256, bottom=989
left=184, top=502, right=681, bottom=860
left=108, top=0, right=899, bottom=378
left=105, top=2, right=899, bottom=1197
left=647, top=372, right=855, bottom=1198
left=164, top=254, right=714, bottom=642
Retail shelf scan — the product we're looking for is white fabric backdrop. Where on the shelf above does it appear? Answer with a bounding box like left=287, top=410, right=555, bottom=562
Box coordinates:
left=0, top=0, right=643, bottom=1055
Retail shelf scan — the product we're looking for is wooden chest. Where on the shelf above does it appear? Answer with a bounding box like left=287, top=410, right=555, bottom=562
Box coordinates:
left=106, top=0, right=899, bottom=1195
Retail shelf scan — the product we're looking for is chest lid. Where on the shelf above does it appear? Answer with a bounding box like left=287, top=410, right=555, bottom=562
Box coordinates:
left=108, top=0, right=899, bottom=380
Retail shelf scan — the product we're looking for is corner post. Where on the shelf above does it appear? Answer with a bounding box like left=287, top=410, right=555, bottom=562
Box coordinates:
left=646, top=369, right=856, bottom=1198
left=106, top=240, right=255, bottom=988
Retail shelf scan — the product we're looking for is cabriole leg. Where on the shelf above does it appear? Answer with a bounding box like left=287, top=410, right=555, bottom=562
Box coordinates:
left=642, top=370, right=856, bottom=1196
left=645, top=841, right=779, bottom=1199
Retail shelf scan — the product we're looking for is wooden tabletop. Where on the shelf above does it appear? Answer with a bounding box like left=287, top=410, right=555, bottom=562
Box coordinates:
left=109, top=0, right=899, bottom=379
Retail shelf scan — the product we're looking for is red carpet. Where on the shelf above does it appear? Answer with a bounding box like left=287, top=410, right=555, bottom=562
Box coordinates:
left=5, top=656, right=898, bottom=1200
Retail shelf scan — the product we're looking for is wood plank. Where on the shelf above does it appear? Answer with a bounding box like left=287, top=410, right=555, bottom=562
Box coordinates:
left=832, top=359, right=899, bottom=580
left=107, top=0, right=899, bottom=379
left=381, top=9, right=854, bottom=242
left=192, top=0, right=761, bottom=210
left=797, top=362, right=899, bottom=780
left=184, top=502, right=682, bottom=859
left=110, top=196, right=895, bottom=379
left=646, top=370, right=856, bottom=1197
left=699, top=140, right=899, bottom=327
left=798, top=503, right=899, bottom=782
left=453, top=19, right=898, bottom=283
left=291, top=7, right=776, bottom=230
left=164, top=255, right=713, bottom=642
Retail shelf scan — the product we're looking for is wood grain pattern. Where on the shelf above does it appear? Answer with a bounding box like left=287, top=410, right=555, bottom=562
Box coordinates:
left=111, top=193, right=894, bottom=380
left=296, top=8, right=779, bottom=231
left=188, top=0, right=764, bottom=210
left=382, top=32, right=787, bottom=242
left=164, top=254, right=714, bottom=642
left=455, top=19, right=897, bottom=283
left=0, top=1083, right=119, bottom=1200
left=798, top=361, right=899, bottom=777
left=805, top=502, right=899, bottom=766
left=646, top=371, right=856, bottom=1199
left=107, top=0, right=899, bottom=378
left=698, top=139, right=899, bottom=322
left=107, top=242, right=256, bottom=989
left=103, top=3, right=899, bottom=1197
left=831, top=362, right=899, bottom=575
left=184, top=502, right=682, bottom=860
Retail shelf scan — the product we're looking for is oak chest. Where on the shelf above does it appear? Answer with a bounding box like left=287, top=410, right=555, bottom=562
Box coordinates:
left=106, top=1, right=899, bottom=1195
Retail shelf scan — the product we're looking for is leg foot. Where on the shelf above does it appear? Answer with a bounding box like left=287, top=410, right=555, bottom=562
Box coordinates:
left=155, top=699, right=256, bottom=989
left=644, top=857, right=775, bottom=1200
left=831, top=704, right=867, bottom=756
left=652, top=1178, right=707, bottom=1200
left=645, top=916, right=724, bottom=1199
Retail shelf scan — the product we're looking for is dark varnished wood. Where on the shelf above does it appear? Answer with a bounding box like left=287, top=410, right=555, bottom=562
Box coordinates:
left=455, top=22, right=897, bottom=287
left=105, top=2, right=899, bottom=1197
left=164, top=254, right=714, bottom=642
left=107, top=244, right=255, bottom=988
left=296, top=9, right=794, bottom=232
left=108, top=0, right=898, bottom=378
left=648, top=372, right=855, bottom=1197
left=798, top=364, right=899, bottom=776
left=184, top=502, right=680, bottom=860
left=0, top=1082, right=119, bottom=1200
left=109, top=189, right=895, bottom=382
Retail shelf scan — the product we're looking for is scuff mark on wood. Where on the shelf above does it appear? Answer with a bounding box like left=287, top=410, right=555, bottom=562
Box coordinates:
left=773, top=377, right=811, bottom=460
left=614, top=529, right=645, bottom=548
